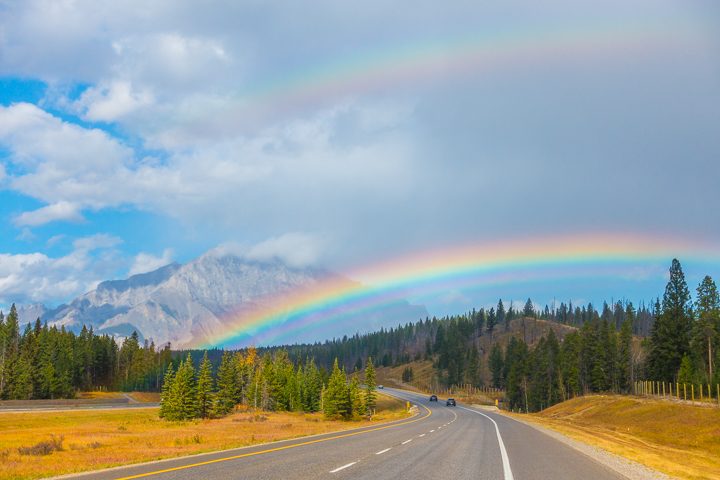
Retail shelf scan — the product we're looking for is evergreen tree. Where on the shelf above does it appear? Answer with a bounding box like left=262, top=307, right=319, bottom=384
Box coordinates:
left=648, top=259, right=693, bottom=381
left=523, top=298, right=535, bottom=318
left=214, top=352, right=239, bottom=416
left=486, top=308, right=497, bottom=335
left=497, top=300, right=507, bottom=332
left=324, top=359, right=350, bottom=419
left=196, top=352, right=215, bottom=419
left=166, top=354, right=198, bottom=420
left=159, top=363, right=176, bottom=419
left=348, top=374, right=362, bottom=418
left=693, top=276, right=719, bottom=382
left=617, top=318, right=633, bottom=392
left=364, top=356, right=377, bottom=416
left=489, top=343, right=504, bottom=388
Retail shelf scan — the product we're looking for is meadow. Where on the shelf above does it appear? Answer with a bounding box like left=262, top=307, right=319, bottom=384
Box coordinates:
left=0, top=394, right=408, bottom=480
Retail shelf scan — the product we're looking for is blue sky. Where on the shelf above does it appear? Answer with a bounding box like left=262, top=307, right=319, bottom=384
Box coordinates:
left=1, top=0, right=719, bottom=314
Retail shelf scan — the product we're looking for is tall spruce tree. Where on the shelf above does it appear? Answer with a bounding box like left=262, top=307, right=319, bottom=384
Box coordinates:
left=214, top=352, right=238, bottom=416
left=159, top=363, right=176, bottom=419
left=648, top=259, right=693, bottom=381
left=364, top=356, right=377, bottom=416
left=196, top=352, right=215, bottom=419
left=693, top=276, right=719, bottom=382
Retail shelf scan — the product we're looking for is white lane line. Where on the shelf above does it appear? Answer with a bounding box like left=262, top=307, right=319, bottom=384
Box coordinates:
left=330, top=462, right=357, bottom=473
left=402, top=439, right=412, bottom=445
left=430, top=429, right=435, bottom=432
left=419, top=433, right=426, bottom=437
left=459, top=406, right=514, bottom=480
left=375, top=448, right=391, bottom=455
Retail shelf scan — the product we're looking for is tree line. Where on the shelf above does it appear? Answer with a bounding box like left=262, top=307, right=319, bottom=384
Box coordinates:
left=488, top=259, right=719, bottom=411
left=0, top=306, right=171, bottom=399
left=159, top=349, right=378, bottom=421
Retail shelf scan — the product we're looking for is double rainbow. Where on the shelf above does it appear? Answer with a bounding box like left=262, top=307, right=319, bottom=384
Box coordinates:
left=197, top=233, right=720, bottom=348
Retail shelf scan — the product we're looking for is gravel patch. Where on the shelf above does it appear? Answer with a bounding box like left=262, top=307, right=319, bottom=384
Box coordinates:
left=507, top=415, right=674, bottom=480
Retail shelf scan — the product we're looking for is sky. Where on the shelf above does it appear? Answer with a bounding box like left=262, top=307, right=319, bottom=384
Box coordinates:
left=1, top=0, right=719, bottom=316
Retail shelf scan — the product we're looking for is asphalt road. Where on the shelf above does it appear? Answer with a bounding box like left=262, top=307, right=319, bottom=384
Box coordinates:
left=70, top=388, right=625, bottom=480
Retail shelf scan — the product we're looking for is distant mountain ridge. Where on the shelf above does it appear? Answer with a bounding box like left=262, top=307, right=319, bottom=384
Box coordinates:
left=17, top=251, right=427, bottom=348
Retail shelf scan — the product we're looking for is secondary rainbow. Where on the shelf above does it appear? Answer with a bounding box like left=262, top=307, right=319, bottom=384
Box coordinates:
left=197, top=15, right=702, bottom=122
left=197, top=233, right=720, bottom=348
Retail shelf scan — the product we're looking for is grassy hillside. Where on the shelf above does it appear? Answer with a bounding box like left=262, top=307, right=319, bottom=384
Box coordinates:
left=516, top=395, right=720, bottom=480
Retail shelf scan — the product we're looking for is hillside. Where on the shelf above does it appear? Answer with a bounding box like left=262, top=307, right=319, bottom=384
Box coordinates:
left=518, top=395, right=720, bottom=480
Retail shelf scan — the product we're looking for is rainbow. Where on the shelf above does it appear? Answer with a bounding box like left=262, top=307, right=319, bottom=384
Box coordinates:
left=215, top=14, right=703, bottom=121
left=197, top=233, right=720, bottom=348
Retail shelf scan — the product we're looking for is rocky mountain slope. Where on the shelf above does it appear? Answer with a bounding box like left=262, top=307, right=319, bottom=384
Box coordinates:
left=26, top=251, right=427, bottom=348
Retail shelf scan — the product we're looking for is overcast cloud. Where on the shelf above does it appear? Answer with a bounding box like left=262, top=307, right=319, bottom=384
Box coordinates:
left=0, top=0, right=719, bottom=308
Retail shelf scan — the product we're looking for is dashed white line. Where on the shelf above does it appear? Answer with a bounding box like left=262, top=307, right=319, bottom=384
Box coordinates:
left=375, top=448, right=391, bottom=455
left=402, top=439, right=412, bottom=445
left=419, top=433, right=426, bottom=437
left=430, top=429, right=435, bottom=432
left=330, top=462, right=357, bottom=473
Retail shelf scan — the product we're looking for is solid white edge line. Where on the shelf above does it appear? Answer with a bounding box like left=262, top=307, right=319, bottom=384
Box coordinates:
left=459, top=406, right=514, bottom=480
left=402, top=439, right=412, bottom=444
left=375, top=448, right=391, bottom=455
left=330, top=461, right=357, bottom=473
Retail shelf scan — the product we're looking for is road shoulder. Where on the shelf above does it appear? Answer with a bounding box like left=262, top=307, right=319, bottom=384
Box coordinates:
left=498, top=413, right=673, bottom=480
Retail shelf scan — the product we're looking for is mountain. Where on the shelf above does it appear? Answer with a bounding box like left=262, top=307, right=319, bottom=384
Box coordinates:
left=34, top=251, right=427, bottom=348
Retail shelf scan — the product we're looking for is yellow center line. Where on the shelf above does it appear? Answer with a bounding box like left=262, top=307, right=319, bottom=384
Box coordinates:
left=114, top=404, right=432, bottom=480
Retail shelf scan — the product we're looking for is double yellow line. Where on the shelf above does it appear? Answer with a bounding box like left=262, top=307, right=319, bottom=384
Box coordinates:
left=115, top=405, right=432, bottom=479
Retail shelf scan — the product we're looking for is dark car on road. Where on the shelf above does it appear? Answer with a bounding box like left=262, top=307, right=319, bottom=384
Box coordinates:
left=429, top=395, right=438, bottom=402
left=446, top=398, right=456, bottom=406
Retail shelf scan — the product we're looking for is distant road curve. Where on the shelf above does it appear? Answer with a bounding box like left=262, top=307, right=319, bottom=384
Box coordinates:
left=60, top=387, right=626, bottom=480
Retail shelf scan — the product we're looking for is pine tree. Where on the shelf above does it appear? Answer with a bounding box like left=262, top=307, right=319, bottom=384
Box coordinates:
left=523, top=298, right=535, bottom=318
left=486, top=308, right=497, bottom=335
left=214, top=352, right=239, bottom=416
left=693, top=276, right=719, bottom=382
left=159, top=363, right=175, bottom=419
left=363, top=356, right=377, bottom=416
left=618, top=318, right=633, bottom=392
left=196, top=352, right=215, bottom=419
left=497, top=300, right=507, bottom=332
left=166, top=354, right=198, bottom=420
left=648, top=259, right=693, bottom=381
left=324, top=359, right=350, bottom=419
left=489, top=343, right=504, bottom=388
left=348, top=374, right=362, bottom=418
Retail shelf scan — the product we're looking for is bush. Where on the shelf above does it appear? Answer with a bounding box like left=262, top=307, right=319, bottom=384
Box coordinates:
left=18, top=435, right=64, bottom=456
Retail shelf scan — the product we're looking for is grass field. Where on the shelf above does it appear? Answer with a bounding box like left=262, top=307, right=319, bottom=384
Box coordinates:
left=0, top=394, right=409, bottom=480
left=514, top=395, right=720, bottom=480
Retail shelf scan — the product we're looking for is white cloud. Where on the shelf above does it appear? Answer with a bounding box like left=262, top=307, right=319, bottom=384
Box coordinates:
left=0, top=234, right=123, bottom=305
left=128, top=249, right=174, bottom=276
left=246, top=233, right=326, bottom=268
left=73, top=81, right=154, bottom=122
left=14, top=201, right=84, bottom=226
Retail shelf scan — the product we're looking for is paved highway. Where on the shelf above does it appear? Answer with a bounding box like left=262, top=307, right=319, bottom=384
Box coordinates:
left=71, top=388, right=625, bottom=480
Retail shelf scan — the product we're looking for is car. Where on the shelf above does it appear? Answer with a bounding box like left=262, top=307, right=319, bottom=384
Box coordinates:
left=378, top=385, right=384, bottom=389
left=446, top=398, right=456, bottom=406
left=429, top=394, right=438, bottom=402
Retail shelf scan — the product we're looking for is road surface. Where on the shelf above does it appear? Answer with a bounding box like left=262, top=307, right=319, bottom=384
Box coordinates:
left=70, top=388, right=624, bottom=480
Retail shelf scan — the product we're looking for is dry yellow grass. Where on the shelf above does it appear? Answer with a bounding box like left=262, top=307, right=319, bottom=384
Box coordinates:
left=511, top=395, right=720, bottom=480
left=0, top=393, right=409, bottom=480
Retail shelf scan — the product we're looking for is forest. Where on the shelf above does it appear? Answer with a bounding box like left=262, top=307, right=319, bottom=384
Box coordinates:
left=1, top=259, right=717, bottom=414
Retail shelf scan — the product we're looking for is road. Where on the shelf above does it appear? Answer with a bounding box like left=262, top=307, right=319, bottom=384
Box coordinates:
left=70, top=388, right=625, bottom=480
